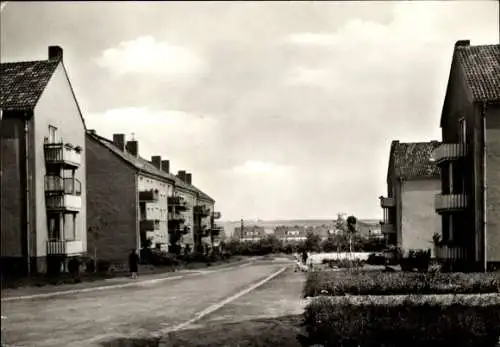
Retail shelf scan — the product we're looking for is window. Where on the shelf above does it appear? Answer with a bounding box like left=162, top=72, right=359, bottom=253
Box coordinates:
left=458, top=118, right=466, bottom=143
left=48, top=125, right=58, bottom=143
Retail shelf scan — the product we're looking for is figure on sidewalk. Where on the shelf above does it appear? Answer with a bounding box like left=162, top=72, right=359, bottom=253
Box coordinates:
left=128, top=249, right=139, bottom=279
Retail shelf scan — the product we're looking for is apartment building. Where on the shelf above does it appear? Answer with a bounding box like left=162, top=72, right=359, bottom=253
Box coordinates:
left=379, top=140, right=442, bottom=256
left=432, top=40, right=500, bottom=271
left=1, top=46, right=87, bottom=275
left=234, top=226, right=266, bottom=242
left=357, top=219, right=384, bottom=239
left=86, top=131, right=219, bottom=265
left=274, top=226, right=307, bottom=243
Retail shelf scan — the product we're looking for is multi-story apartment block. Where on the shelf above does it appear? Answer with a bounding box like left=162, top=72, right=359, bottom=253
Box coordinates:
left=234, top=226, right=266, bottom=242
left=1, top=46, right=87, bottom=275
left=86, top=131, right=218, bottom=266
left=274, top=226, right=307, bottom=243
left=433, top=40, right=500, bottom=271
left=379, top=140, right=442, bottom=256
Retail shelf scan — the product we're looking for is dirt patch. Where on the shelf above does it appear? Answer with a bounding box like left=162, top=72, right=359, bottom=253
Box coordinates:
left=100, top=315, right=306, bottom=347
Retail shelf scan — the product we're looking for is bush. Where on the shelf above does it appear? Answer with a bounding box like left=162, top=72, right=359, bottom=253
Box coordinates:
left=96, top=259, right=112, bottom=273
left=303, top=271, right=500, bottom=297
left=321, top=259, right=364, bottom=269
left=366, top=252, right=386, bottom=266
left=305, top=295, right=500, bottom=347
left=401, top=249, right=431, bottom=272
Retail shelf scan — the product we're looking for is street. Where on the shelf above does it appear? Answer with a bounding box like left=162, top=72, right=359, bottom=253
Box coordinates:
left=1, top=258, right=301, bottom=347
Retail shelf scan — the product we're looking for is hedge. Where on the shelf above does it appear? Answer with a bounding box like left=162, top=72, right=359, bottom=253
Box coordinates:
left=303, top=270, right=500, bottom=297
left=305, top=295, right=500, bottom=347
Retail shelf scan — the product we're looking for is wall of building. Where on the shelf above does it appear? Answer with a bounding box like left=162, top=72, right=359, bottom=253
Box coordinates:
left=175, top=188, right=196, bottom=246
left=86, top=136, right=138, bottom=265
left=400, top=179, right=441, bottom=256
left=0, top=115, right=25, bottom=259
left=486, top=105, right=500, bottom=263
left=34, top=63, right=87, bottom=261
left=137, top=174, right=173, bottom=251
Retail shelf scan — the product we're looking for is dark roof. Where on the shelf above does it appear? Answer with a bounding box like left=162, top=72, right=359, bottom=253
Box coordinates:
left=390, top=140, right=441, bottom=179
left=87, top=132, right=215, bottom=202
left=455, top=43, right=500, bottom=102
left=0, top=60, right=59, bottom=110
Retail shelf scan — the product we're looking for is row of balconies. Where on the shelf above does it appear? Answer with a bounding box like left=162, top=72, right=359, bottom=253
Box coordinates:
left=45, top=176, right=82, bottom=212
left=380, top=193, right=468, bottom=214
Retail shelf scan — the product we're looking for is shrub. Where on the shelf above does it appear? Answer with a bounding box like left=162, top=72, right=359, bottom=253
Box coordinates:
left=321, top=259, right=364, bottom=269
left=366, top=252, right=386, bottom=266
left=96, top=259, right=111, bottom=273
left=303, top=271, right=500, bottom=297
left=305, top=295, right=500, bottom=347
left=401, top=249, right=431, bottom=272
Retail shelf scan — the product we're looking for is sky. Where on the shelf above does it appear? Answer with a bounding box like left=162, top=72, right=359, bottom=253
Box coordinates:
left=1, top=1, right=498, bottom=221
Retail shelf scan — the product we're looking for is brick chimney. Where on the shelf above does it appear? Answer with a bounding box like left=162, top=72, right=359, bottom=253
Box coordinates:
left=113, top=133, right=125, bottom=151
left=151, top=155, right=161, bottom=169
left=126, top=140, right=138, bottom=157
left=185, top=173, right=192, bottom=185
left=455, top=40, right=470, bottom=47
left=177, top=170, right=186, bottom=182
left=161, top=160, right=170, bottom=173
left=48, top=46, right=63, bottom=61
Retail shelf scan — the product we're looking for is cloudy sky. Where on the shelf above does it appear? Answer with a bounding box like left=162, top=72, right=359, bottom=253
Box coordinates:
left=1, top=1, right=498, bottom=221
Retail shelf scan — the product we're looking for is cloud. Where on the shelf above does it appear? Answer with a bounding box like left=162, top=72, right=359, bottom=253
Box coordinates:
left=95, top=36, right=205, bottom=78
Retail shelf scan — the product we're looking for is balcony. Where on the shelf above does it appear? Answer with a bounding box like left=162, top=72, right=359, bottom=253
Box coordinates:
left=44, top=142, right=82, bottom=169
left=140, top=219, right=160, bottom=231
left=139, top=189, right=159, bottom=202
left=431, top=143, right=467, bottom=165
left=45, top=176, right=81, bottom=212
left=46, top=240, right=84, bottom=255
left=168, top=196, right=188, bottom=210
left=194, top=205, right=210, bottom=217
left=212, top=211, right=222, bottom=219
left=435, top=193, right=467, bottom=213
left=379, top=196, right=395, bottom=208
left=380, top=222, right=396, bottom=234
left=211, top=224, right=224, bottom=235
left=435, top=245, right=469, bottom=260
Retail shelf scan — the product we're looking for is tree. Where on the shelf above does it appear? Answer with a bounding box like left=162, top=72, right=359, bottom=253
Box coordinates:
left=346, top=215, right=358, bottom=255
left=305, top=231, right=321, bottom=253
left=321, top=235, right=338, bottom=253
left=169, top=226, right=189, bottom=255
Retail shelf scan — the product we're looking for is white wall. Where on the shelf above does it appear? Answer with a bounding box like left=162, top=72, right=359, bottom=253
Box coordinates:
left=34, top=63, right=86, bottom=257
left=401, top=179, right=441, bottom=256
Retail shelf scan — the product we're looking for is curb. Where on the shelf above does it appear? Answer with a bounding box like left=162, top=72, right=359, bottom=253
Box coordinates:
left=1, top=259, right=254, bottom=302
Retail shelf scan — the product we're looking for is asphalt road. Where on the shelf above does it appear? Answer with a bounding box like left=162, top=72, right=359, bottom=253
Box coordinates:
left=1, top=259, right=294, bottom=347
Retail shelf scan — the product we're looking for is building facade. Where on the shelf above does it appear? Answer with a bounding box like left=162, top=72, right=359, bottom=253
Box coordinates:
left=234, top=226, right=266, bottom=242
left=433, top=40, right=500, bottom=270
left=86, top=131, right=218, bottom=266
left=1, top=46, right=87, bottom=275
left=380, top=141, right=442, bottom=256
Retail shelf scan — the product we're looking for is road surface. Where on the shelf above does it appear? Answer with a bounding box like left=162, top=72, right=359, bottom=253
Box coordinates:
left=1, top=259, right=294, bottom=347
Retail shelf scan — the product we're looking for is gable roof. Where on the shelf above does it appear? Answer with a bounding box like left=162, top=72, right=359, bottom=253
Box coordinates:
left=87, top=132, right=215, bottom=202
left=0, top=60, right=59, bottom=110
left=455, top=42, right=500, bottom=103
left=440, top=41, right=500, bottom=126
left=389, top=140, right=441, bottom=180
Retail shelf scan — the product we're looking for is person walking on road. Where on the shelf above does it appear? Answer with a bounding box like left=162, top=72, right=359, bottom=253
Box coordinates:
left=128, top=249, right=139, bottom=279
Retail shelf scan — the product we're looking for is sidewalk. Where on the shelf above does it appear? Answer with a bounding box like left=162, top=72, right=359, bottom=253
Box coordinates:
left=1, top=257, right=255, bottom=300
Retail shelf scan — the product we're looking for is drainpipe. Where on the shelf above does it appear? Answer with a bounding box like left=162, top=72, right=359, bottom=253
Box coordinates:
left=481, top=103, right=488, bottom=272
left=24, top=115, right=31, bottom=275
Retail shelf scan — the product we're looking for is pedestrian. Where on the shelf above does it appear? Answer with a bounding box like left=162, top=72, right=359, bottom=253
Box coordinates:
left=128, top=249, right=139, bottom=279
left=301, top=250, right=308, bottom=265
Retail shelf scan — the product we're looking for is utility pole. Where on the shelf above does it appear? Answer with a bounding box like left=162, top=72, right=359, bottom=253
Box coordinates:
left=240, top=218, right=244, bottom=241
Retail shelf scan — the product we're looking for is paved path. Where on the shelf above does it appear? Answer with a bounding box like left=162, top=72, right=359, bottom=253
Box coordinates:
left=1, top=261, right=291, bottom=347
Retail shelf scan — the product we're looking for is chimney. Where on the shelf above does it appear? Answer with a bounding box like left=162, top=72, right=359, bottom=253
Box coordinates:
left=126, top=140, right=138, bottom=157
left=161, top=160, right=170, bottom=173
left=48, top=46, right=63, bottom=61
left=185, top=173, right=192, bottom=185
left=87, top=129, right=96, bottom=135
left=177, top=170, right=186, bottom=182
left=151, top=155, right=161, bottom=169
left=113, top=133, right=125, bottom=151
left=455, top=40, right=470, bottom=47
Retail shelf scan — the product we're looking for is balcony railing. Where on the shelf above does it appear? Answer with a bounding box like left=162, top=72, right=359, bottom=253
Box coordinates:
left=435, top=193, right=467, bottom=212
left=212, top=211, right=222, bottom=219
left=435, top=245, right=469, bottom=260
left=379, top=196, right=395, bottom=208
left=139, top=189, right=159, bottom=202
left=194, top=205, right=210, bottom=217
left=44, top=142, right=82, bottom=168
left=431, top=143, right=467, bottom=165
left=140, top=219, right=160, bottom=231
left=380, top=222, right=396, bottom=234
left=45, top=176, right=82, bottom=195
left=46, top=240, right=84, bottom=255
left=211, top=224, right=224, bottom=235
